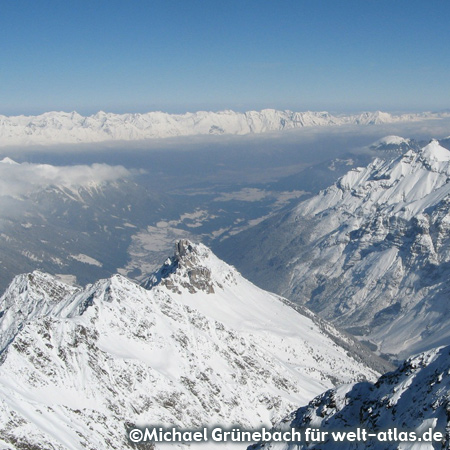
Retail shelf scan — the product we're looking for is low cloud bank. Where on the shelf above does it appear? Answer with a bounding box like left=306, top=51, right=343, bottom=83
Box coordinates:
left=0, top=160, right=132, bottom=197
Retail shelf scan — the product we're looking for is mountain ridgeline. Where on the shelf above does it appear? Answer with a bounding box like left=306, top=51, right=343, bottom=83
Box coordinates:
left=0, top=241, right=386, bottom=450
left=215, top=139, right=450, bottom=362
left=0, top=109, right=448, bottom=146
left=251, top=345, right=450, bottom=450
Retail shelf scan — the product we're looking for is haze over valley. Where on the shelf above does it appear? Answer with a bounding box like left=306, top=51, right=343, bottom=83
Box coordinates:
left=1, top=113, right=449, bottom=294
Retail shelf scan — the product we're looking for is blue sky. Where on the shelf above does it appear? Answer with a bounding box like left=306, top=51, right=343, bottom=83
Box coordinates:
left=1, top=0, right=449, bottom=115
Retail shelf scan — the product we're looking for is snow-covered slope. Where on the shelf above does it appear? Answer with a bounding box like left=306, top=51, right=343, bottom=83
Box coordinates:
left=0, top=109, right=446, bottom=146
left=0, top=241, right=383, bottom=450
left=371, top=135, right=411, bottom=147
left=216, top=140, right=450, bottom=361
left=254, top=345, right=450, bottom=450
left=369, top=135, right=421, bottom=153
left=0, top=271, right=79, bottom=352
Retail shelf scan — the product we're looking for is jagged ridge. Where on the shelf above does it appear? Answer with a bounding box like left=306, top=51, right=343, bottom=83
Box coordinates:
left=216, top=140, right=450, bottom=361
left=253, top=345, right=450, bottom=449
left=0, top=241, right=379, bottom=450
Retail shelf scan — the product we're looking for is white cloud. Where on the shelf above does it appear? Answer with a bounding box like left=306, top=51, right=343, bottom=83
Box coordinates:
left=0, top=160, right=133, bottom=197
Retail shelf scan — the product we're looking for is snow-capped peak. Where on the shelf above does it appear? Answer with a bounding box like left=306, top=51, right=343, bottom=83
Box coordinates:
left=225, top=138, right=450, bottom=361
left=301, top=140, right=450, bottom=221
left=0, top=243, right=381, bottom=450
left=420, top=139, right=450, bottom=162
left=370, top=135, right=410, bottom=148
left=0, top=157, right=19, bottom=165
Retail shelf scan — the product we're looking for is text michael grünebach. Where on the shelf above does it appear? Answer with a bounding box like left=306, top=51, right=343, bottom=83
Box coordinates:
left=127, top=426, right=444, bottom=445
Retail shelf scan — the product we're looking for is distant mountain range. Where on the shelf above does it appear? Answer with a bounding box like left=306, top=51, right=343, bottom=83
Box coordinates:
left=1, top=109, right=449, bottom=146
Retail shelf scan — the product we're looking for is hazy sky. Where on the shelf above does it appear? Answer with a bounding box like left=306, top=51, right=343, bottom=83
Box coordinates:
left=2, top=0, right=450, bottom=115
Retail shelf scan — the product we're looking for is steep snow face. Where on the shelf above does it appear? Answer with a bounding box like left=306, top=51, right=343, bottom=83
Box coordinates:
left=422, top=140, right=450, bottom=162
left=255, top=346, right=450, bottom=450
left=217, top=141, right=450, bottom=361
left=288, top=141, right=450, bottom=359
left=300, top=140, right=450, bottom=222
left=0, top=109, right=447, bottom=146
left=0, top=271, right=79, bottom=351
left=0, top=241, right=380, bottom=450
